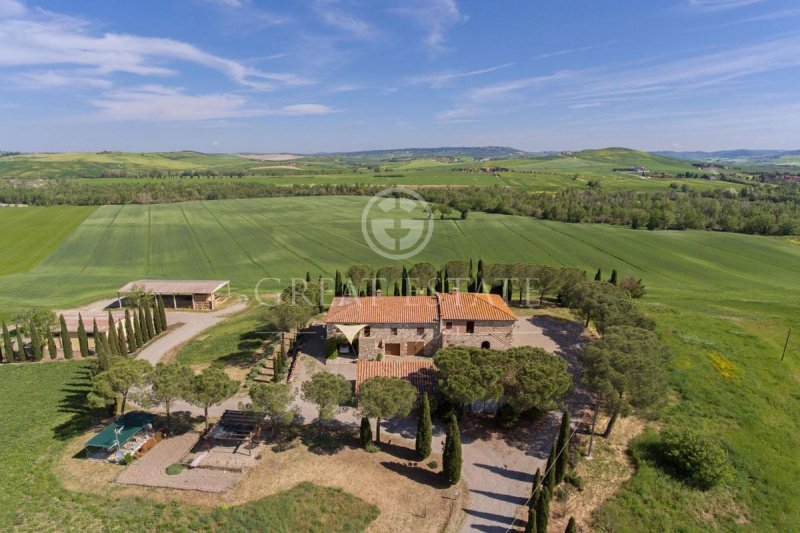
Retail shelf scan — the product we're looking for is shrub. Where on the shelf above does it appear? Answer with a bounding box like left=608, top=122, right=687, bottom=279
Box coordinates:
left=564, top=471, right=584, bottom=491
left=426, top=460, right=438, bottom=469
left=657, top=429, right=731, bottom=489
left=495, top=402, right=520, bottom=429
left=165, top=463, right=184, bottom=475
left=364, top=442, right=380, bottom=453
left=359, top=416, right=372, bottom=448
left=122, top=453, right=135, bottom=465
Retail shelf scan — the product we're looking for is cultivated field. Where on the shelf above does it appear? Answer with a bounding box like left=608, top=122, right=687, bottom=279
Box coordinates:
left=0, top=148, right=736, bottom=192
left=0, top=196, right=798, bottom=530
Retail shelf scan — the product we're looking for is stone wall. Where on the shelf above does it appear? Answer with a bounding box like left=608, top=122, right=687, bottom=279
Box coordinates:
left=327, top=323, right=438, bottom=358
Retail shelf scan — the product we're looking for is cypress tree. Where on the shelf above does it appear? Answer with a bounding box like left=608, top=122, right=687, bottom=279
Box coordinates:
left=59, top=314, right=73, bottom=359
left=334, top=270, right=342, bottom=297
left=442, top=414, right=462, bottom=485
left=93, top=319, right=108, bottom=357
left=106, top=312, right=119, bottom=356
left=565, top=517, right=577, bottom=533
left=0, top=329, right=3, bottom=363
left=2, top=321, right=14, bottom=363
left=594, top=268, right=602, bottom=281
left=535, top=490, right=549, bottom=533
left=555, top=410, right=571, bottom=484
left=306, top=271, right=311, bottom=283
left=125, top=309, right=136, bottom=353
left=96, top=331, right=110, bottom=371
left=415, top=393, right=433, bottom=459
left=609, top=269, right=618, bottom=285
left=443, top=268, right=450, bottom=293
left=144, top=303, right=156, bottom=338
left=138, top=305, right=150, bottom=342
left=158, top=295, right=167, bottom=331
left=133, top=309, right=144, bottom=348
left=393, top=281, right=400, bottom=296
left=524, top=505, right=537, bottom=533
left=15, top=324, right=25, bottom=362
left=544, top=442, right=556, bottom=494
left=77, top=314, right=89, bottom=358
left=153, top=297, right=164, bottom=334
left=530, top=468, right=542, bottom=503
left=401, top=266, right=409, bottom=296
left=117, top=323, right=127, bottom=355
left=47, top=329, right=58, bottom=360
left=468, top=258, right=474, bottom=289
left=359, top=417, right=372, bottom=448
left=29, top=320, right=42, bottom=361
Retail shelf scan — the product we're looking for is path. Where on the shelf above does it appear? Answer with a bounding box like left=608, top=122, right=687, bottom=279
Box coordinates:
left=136, top=301, right=248, bottom=364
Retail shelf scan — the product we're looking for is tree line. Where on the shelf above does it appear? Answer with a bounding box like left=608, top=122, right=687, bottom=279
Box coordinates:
left=2, top=178, right=799, bottom=235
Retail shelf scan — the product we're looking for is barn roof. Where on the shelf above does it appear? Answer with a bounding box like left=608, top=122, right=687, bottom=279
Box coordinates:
left=118, top=279, right=229, bottom=295
left=356, top=360, right=439, bottom=395
left=326, top=296, right=438, bottom=324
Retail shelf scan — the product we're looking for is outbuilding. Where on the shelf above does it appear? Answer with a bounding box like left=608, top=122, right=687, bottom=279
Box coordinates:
left=117, top=279, right=231, bottom=310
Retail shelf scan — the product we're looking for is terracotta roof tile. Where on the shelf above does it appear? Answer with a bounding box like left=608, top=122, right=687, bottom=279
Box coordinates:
left=325, top=296, right=438, bottom=324
left=356, top=360, right=439, bottom=395
left=437, top=292, right=516, bottom=321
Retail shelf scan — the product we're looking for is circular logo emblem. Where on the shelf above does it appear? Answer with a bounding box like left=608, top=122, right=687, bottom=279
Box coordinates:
left=361, top=188, right=434, bottom=260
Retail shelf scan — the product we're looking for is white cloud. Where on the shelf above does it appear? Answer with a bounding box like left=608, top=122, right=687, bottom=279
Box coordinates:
left=394, top=0, right=465, bottom=50
left=280, top=103, right=336, bottom=115
left=14, top=70, right=112, bottom=89
left=314, top=1, right=374, bottom=40
left=406, top=63, right=514, bottom=88
left=0, top=0, right=24, bottom=18
left=684, top=0, right=765, bottom=11
left=0, top=5, right=310, bottom=90
left=90, top=86, right=337, bottom=121
left=91, top=86, right=265, bottom=121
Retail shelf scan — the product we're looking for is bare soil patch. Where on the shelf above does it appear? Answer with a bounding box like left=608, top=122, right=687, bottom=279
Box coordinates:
left=547, top=415, right=648, bottom=532
left=57, top=426, right=462, bottom=533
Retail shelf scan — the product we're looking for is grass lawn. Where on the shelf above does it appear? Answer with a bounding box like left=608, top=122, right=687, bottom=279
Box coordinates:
left=0, top=361, right=378, bottom=532
left=175, top=305, right=274, bottom=368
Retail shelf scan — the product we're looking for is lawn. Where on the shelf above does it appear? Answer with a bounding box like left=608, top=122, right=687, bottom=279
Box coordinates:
left=175, top=305, right=274, bottom=368
left=0, top=361, right=378, bottom=532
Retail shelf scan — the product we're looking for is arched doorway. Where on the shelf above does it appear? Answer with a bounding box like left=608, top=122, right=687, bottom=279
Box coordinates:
left=481, top=341, right=491, bottom=349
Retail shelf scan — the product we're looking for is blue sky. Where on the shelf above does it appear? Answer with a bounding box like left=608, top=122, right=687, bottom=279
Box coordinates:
left=0, top=0, right=799, bottom=152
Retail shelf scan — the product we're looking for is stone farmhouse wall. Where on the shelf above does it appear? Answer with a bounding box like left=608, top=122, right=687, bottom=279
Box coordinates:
left=440, top=319, right=515, bottom=350
left=327, top=319, right=514, bottom=358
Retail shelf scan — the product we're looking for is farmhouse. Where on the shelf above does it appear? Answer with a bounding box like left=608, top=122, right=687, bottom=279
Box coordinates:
left=325, top=290, right=515, bottom=358
left=117, top=279, right=231, bottom=310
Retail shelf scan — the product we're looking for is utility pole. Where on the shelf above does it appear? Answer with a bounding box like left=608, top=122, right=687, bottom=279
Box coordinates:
left=781, top=328, right=792, bottom=361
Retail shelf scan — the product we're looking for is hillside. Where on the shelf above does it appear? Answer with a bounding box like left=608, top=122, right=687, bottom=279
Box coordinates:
left=323, top=146, right=530, bottom=160
left=656, top=149, right=800, bottom=166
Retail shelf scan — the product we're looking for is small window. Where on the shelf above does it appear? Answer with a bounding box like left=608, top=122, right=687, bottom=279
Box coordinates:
left=445, top=321, right=453, bottom=330
left=391, top=327, right=398, bottom=335
left=417, top=327, right=425, bottom=336
left=466, top=321, right=475, bottom=333
left=363, top=326, right=371, bottom=337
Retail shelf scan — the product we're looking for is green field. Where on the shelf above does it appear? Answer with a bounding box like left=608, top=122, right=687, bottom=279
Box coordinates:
left=0, top=361, right=378, bottom=531
left=0, top=196, right=799, bottom=529
left=0, top=206, right=95, bottom=276
left=0, top=148, right=738, bottom=193
left=176, top=305, right=274, bottom=367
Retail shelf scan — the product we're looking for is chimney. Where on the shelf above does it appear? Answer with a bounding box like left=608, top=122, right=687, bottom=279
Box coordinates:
left=450, top=286, right=459, bottom=295
left=376, top=289, right=382, bottom=296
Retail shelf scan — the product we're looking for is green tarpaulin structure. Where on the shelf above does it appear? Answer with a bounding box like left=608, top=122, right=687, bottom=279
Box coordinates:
left=85, top=412, right=155, bottom=453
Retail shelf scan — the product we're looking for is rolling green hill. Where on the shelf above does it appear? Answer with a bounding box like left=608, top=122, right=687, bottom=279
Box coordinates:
left=0, top=148, right=735, bottom=194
